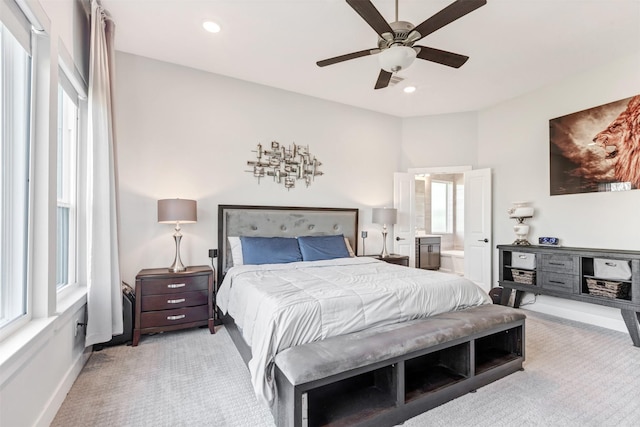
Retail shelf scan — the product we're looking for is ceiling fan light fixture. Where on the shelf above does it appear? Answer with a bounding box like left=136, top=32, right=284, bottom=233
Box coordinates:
left=378, top=46, right=417, bottom=73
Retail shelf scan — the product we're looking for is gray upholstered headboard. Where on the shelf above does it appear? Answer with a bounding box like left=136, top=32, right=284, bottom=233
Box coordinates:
left=217, top=205, right=359, bottom=280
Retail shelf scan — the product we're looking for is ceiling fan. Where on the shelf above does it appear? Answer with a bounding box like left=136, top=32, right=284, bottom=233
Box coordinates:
left=317, top=0, right=487, bottom=89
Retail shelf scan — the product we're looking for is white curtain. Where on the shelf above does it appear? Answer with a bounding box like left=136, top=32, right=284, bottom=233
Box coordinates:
left=85, top=0, right=122, bottom=347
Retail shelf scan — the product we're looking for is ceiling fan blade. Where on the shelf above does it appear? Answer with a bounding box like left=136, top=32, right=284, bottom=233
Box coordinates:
left=346, top=0, right=394, bottom=40
left=374, top=69, right=392, bottom=90
left=415, top=46, right=469, bottom=68
left=410, top=0, right=487, bottom=42
left=317, top=48, right=380, bottom=67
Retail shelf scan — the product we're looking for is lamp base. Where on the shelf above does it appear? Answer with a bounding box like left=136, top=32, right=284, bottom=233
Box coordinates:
left=512, top=239, right=531, bottom=246
left=380, top=229, right=390, bottom=258
left=169, top=233, right=186, bottom=272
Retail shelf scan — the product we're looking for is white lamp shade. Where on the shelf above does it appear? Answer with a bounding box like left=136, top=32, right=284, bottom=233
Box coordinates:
left=372, top=208, right=397, bottom=226
left=158, top=199, right=197, bottom=223
left=378, top=46, right=417, bottom=73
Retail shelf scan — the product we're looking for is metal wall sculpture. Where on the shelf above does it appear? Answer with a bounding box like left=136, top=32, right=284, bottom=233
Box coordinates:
left=246, top=141, right=323, bottom=189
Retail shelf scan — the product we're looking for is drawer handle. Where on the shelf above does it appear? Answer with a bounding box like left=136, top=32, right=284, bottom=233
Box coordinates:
left=167, top=283, right=186, bottom=289
left=605, top=262, right=617, bottom=267
left=549, top=262, right=565, bottom=266
left=167, top=298, right=186, bottom=304
left=549, top=280, right=566, bottom=285
left=518, top=255, right=528, bottom=259
left=167, top=314, right=186, bottom=321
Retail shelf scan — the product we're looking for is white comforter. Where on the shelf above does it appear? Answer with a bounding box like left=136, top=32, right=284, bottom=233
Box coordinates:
left=217, top=257, right=491, bottom=406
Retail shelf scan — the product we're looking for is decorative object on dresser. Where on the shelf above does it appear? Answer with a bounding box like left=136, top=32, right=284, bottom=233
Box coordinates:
left=133, top=266, right=214, bottom=346
left=246, top=141, right=323, bottom=189
left=497, top=244, right=640, bottom=347
left=158, top=198, right=197, bottom=272
left=372, top=207, right=397, bottom=258
left=507, top=201, right=534, bottom=246
left=538, top=236, right=560, bottom=246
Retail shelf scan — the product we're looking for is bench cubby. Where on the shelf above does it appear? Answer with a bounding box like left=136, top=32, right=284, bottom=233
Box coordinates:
left=405, top=342, right=469, bottom=402
left=306, top=365, right=396, bottom=427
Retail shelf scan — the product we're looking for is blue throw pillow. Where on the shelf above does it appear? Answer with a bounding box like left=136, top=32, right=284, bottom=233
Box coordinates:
left=239, top=236, right=302, bottom=265
left=297, top=235, right=350, bottom=262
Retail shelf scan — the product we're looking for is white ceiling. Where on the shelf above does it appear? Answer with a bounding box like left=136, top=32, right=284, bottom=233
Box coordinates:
left=100, top=0, right=640, bottom=118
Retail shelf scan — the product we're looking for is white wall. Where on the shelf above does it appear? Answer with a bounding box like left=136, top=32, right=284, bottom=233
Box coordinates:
left=400, top=111, right=478, bottom=170
left=478, top=52, right=640, bottom=331
left=115, top=53, right=402, bottom=285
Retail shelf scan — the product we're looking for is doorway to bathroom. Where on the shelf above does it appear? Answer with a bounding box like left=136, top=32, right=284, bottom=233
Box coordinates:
left=415, top=172, right=465, bottom=275
left=393, top=167, right=492, bottom=291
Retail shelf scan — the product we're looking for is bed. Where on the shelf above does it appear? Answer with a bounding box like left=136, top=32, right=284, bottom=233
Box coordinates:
left=216, top=205, right=525, bottom=427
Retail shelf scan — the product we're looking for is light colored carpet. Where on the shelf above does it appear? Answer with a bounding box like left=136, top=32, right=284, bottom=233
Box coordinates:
left=52, top=310, right=640, bottom=427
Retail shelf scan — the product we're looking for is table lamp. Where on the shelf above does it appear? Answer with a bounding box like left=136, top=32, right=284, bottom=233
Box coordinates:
left=372, top=207, right=397, bottom=258
left=158, top=198, right=197, bottom=272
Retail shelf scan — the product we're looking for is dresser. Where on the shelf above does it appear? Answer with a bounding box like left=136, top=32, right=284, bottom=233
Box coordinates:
left=133, top=265, right=214, bottom=346
left=497, top=244, right=640, bottom=347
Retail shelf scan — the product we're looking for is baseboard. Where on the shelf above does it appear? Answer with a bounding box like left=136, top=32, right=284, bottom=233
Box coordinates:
left=523, top=295, right=627, bottom=333
left=34, top=346, right=92, bottom=427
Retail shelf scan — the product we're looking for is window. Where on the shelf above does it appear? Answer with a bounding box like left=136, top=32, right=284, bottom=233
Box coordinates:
left=431, top=180, right=453, bottom=233
left=0, top=21, right=31, bottom=330
left=56, top=75, right=79, bottom=290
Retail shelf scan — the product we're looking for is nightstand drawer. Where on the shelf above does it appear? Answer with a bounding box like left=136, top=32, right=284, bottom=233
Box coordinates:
left=141, top=290, right=209, bottom=311
left=540, top=272, right=578, bottom=292
left=541, top=254, right=578, bottom=274
left=140, top=305, right=208, bottom=328
left=140, top=274, right=209, bottom=295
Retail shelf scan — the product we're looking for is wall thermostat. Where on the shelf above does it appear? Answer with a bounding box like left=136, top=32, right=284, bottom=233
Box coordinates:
left=538, top=237, right=560, bottom=246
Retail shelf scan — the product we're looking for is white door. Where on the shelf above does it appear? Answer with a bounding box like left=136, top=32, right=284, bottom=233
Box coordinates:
left=393, top=173, right=415, bottom=265
left=464, top=168, right=492, bottom=292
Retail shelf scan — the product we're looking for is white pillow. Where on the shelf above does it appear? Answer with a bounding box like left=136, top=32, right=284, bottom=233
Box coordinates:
left=227, top=236, right=244, bottom=266
left=344, top=237, right=355, bottom=257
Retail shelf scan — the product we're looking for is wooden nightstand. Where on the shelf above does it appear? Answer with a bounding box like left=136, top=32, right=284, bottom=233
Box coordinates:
left=133, top=265, right=214, bottom=346
left=371, top=254, right=410, bottom=267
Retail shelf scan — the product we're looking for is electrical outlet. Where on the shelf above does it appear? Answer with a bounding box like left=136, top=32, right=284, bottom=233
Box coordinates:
left=208, top=249, right=218, bottom=258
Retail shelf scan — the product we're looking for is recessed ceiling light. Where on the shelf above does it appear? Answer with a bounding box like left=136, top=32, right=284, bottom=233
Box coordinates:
left=403, top=86, right=417, bottom=94
left=202, top=21, right=221, bottom=33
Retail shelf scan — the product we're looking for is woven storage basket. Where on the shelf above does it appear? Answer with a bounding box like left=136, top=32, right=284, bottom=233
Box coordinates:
left=511, top=269, right=535, bottom=285
left=586, top=278, right=630, bottom=299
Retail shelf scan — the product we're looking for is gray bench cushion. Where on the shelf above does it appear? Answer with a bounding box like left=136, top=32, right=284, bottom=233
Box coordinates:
left=275, top=304, right=525, bottom=386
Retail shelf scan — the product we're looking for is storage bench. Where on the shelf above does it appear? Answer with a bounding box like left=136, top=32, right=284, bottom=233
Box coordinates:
left=273, top=304, right=526, bottom=427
